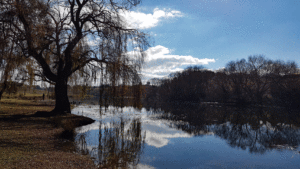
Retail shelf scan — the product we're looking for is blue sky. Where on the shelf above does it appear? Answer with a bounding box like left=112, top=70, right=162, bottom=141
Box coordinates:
left=122, top=0, right=300, bottom=81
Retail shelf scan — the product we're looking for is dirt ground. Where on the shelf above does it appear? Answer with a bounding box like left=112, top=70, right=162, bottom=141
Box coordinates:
left=0, top=98, right=97, bottom=169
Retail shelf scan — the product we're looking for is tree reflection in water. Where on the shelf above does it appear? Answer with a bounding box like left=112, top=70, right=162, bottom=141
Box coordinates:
left=76, top=117, right=145, bottom=168
left=145, top=102, right=300, bottom=154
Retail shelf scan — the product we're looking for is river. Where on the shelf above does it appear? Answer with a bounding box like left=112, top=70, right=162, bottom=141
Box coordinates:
left=71, top=102, right=300, bottom=168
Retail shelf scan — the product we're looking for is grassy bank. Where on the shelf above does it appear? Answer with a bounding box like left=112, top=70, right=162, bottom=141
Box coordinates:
left=0, top=98, right=96, bottom=169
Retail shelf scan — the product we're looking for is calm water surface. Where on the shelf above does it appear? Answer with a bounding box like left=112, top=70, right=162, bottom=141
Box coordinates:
left=71, top=103, right=300, bottom=169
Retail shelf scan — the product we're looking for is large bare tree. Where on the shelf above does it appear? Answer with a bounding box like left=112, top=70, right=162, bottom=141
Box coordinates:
left=0, top=0, right=149, bottom=114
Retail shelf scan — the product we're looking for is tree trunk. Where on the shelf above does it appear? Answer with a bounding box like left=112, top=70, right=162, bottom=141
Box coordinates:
left=52, top=77, right=71, bottom=115
left=0, top=82, right=7, bottom=101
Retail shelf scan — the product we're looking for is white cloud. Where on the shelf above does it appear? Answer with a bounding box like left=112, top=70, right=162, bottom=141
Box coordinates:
left=142, top=45, right=216, bottom=80
left=121, top=8, right=183, bottom=29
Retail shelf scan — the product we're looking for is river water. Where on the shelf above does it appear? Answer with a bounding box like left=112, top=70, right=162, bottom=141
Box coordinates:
left=71, top=103, right=300, bottom=168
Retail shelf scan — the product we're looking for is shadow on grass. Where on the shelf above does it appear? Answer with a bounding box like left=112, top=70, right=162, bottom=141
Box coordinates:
left=1, top=102, right=54, bottom=107
left=0, top=111, right=57, bottom=122
left=0, top=111, right=95, bottom=137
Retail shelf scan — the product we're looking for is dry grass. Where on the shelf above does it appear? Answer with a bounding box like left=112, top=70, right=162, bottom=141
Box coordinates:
left=0, top=98, right=96, bottom=169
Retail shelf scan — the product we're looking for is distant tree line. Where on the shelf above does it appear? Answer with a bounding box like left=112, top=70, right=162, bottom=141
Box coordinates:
left=97, top=82, right=144, bottom=109
left=145, top=55, right=300, bottom=109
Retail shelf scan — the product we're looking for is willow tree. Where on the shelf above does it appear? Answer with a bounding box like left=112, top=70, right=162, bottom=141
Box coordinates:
left=0, top=0, right=148, bottom=114
left=0, top=24, right=27, bottom=100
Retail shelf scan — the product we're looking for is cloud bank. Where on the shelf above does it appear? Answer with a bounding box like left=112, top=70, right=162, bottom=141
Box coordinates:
left=80, top=7, right=214, bottom=82
left=141, top=45, right=216, bottom=80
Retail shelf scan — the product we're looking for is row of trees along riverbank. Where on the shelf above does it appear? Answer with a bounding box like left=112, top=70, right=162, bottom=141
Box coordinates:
left=145, top=55, right=300, bottom=109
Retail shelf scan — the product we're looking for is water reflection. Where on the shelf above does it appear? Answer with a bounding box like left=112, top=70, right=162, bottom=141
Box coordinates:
left=214, top=121, right=300, bottom=154
left=72, top=102, right=300, bottom=168
left=146, top=102, right=300, bottom=154
left=75, top=116, right=145, bottom=168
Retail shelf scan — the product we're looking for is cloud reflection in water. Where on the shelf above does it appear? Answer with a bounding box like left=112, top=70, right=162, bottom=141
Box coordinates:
left=73, top=105, right=192, bottom=148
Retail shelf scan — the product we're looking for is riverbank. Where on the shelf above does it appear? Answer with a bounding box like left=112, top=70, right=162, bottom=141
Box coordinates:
left=0, top=98, right=96, bottom=169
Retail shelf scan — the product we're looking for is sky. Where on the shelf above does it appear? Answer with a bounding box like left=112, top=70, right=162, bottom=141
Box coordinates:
left=122, top=0, right=300, bottom=82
